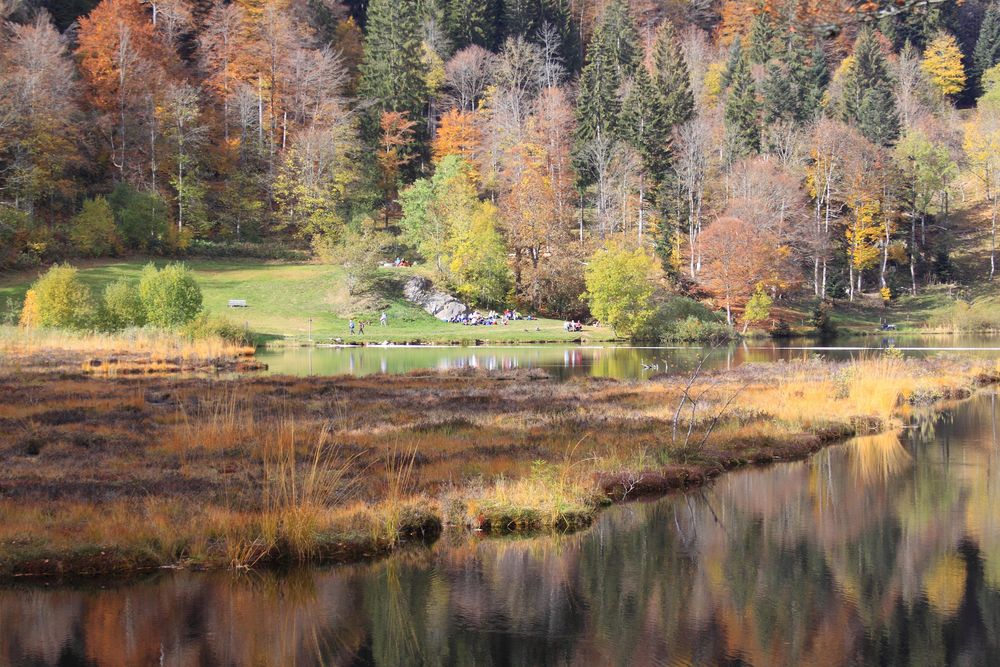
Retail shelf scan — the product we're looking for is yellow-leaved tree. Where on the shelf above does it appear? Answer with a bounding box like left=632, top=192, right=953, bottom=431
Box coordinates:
left=964, top=110, right=1000, bottom=279
left=921, top=32, right=967, bottom=98
left=845, top=196, right=884, bottom=299
left=584, top=241, right=658, bottom=339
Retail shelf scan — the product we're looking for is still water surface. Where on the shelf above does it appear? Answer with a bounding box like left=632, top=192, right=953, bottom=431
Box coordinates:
left=257, top=335, right=1000, bottom=380
left=4, top=393, right=1000, bottom=665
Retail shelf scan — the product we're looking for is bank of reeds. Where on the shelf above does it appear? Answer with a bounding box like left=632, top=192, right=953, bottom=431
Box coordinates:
left=1, top=355, right=996, bottom=578
left=0, top=324, right=252, bottom=359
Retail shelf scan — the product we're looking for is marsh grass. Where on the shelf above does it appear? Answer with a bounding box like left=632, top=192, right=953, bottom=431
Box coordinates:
left=1, top=356, right=995, bottom=576
left=0, top=324, right=253, bottom=361
left=260, top=420, right=361, bottom=562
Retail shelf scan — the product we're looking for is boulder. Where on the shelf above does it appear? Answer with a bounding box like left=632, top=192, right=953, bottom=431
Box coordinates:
left=403, top=276, right=471, bottom=321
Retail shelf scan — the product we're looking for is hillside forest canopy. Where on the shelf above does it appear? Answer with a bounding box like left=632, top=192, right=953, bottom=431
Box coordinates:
left=2, top=0, right=1000, bottom=334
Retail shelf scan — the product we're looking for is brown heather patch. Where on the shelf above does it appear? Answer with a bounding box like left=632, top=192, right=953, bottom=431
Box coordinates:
left=0, top=356, right=997, bottom=577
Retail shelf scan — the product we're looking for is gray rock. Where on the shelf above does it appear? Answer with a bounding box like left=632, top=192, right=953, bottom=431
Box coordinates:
left=403, top=276, right=471, bottom=321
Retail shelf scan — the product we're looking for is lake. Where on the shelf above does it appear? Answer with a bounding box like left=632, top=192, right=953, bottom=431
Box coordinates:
left=257, top=334, right=1000, bottom=379
left=3, top=392, right=999, bottom=665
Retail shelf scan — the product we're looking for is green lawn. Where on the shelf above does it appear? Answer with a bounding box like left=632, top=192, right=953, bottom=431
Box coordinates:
left=0, top=259, right=617, bottom=344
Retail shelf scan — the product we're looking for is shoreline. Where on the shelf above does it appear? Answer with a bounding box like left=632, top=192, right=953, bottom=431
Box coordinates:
left=2, top=355, right=997, bottom=582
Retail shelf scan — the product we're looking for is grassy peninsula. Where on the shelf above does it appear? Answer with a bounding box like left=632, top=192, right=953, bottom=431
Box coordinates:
left=1, top=354, right=996, bottom=578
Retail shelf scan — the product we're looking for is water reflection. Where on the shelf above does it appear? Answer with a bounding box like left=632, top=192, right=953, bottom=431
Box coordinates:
left=4, top=394, right=1000, bottom=665
left=257, top=335, right=1000, bottom=380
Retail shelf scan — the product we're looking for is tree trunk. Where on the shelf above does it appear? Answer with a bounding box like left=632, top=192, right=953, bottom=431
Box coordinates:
left=911, top=215, right=918, bottom=296
left=992, top=197, right=998, bottom=281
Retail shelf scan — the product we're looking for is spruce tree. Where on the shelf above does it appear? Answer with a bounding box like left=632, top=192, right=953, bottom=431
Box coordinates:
left=763, top=31, right=826, bottom=125
left=841, top=28, right=899, bottom=146
left=762, top=61, right=793, bottom=125
left=724, top=45, right=760, bottom=158
left=721, top=37, right=744, bottom=89
left=446, top=0, right=500, bottom=50
left=974, top=4, right=1000, bottom=94
left=572, top=0, right=639, bottom=184
left=652, top=21, right=694, bottom=128
left=747, top=12, right=776, bottom=64
left=622, top=67, right=669, bottom=183
left=805, top=42, right=829, bottom=117
left=858, top=87, right=900, bottom=147
left=358, top=0, right=429, bottom=134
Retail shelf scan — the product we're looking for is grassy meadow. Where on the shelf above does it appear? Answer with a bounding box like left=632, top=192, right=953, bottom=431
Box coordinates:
left=1, top=355, right=997, bottom=578
left=0, top=259, right=615, bottom=344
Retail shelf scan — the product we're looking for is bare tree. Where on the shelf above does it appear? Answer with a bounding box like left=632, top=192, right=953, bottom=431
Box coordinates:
left=675, top=115, right=713, bottom=278
left=162, top=83, right=207, bottom=230
left=444, top=46, right=494, bottom=112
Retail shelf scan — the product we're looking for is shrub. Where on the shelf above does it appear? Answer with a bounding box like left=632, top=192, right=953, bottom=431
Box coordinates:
left=18, top=290, right=39, bottom=327
left=69, top=196, right=120, bottom=257
left=139, top=263, right=203, bottom=327
left=742, top=286, right=773, bottom=334
left=770, top=320, right=793, bottom=338
left=100, top=279, right=147, bottom=331
left=809, top=301, right=837, bottom=338
left=663, top=316, right=734, bottom=343
left=181, top=312, right=252, bottom=346
left=26, top=264, right=96, bottom=330
left=584, top=241, right=657, bottom=339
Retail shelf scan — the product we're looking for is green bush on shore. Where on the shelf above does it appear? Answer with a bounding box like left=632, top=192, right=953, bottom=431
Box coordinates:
left=138, top=263, right=203, bottom=327
left=23, top=264, right=95, bottom=330
left=20, top=262, right=224, bottom=337
left=100, top=279, right=147, bottom=330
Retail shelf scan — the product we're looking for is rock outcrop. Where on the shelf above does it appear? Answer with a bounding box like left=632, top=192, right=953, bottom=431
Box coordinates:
left=403, top=276, right=471, bottom=321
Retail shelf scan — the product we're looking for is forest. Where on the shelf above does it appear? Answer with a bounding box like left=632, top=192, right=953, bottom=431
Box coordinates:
left=1, top=0, right=999, bottom=335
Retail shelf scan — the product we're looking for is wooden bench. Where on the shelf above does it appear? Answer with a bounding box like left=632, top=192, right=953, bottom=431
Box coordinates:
left=228, top=299, right=248, bottom=308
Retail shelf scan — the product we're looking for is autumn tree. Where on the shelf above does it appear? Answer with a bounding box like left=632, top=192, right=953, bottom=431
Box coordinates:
left=198, top=0, right=247, bottom=144
left=444, top=46, right=495, bottom=111
left=448, top=200, right=512, bottom=307
left=895, top=128, right=956, bottom=294
left=399, top=155, right=478, bottom=274
left=698, top=216, right=785, bottom=324
left=921, top=31, right=967, bottom=99
left=584, top=240, right=658, bottom=338
left=0, top=15, right=81, bottom=216
left=964, top=107, right=1000, bottom=280
left=76, top=0, right=169, bottom=184
left=375, top=111, right=418, bottom=223
left=432, top=109, right=481, bottom=163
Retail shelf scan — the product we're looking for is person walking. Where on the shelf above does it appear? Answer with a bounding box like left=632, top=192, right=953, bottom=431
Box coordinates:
left=358, top=320, right=366, bottom=335
left=380, top=312, right=388, bottom=327
left=348, top=319, right=355, bottom=335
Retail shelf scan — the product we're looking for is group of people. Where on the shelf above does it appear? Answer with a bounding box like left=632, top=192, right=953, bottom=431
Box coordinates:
left=348, top=312, right=388, bottom=335
left=447, top=309, right=534, bottom=326
left=563, top=320, right=584, bottom=332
